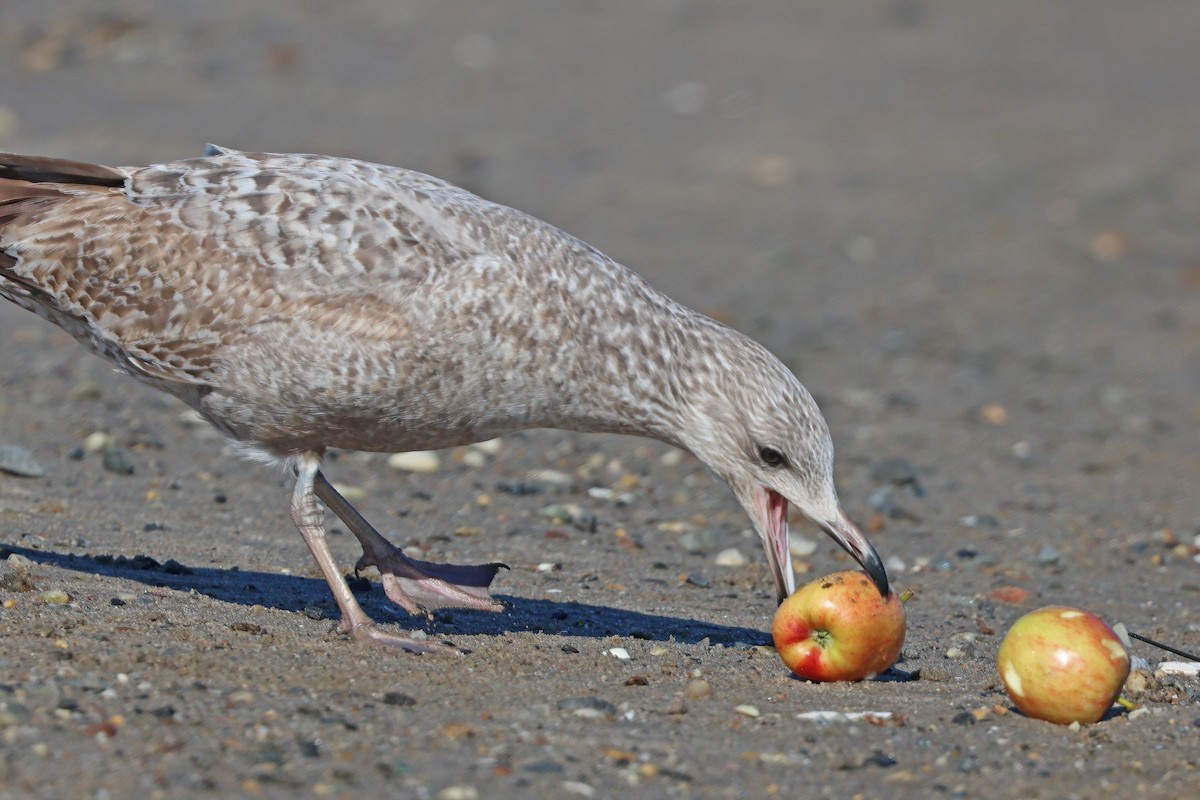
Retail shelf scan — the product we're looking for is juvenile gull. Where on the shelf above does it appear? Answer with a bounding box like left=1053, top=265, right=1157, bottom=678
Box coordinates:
left=0, top=147, right=889, bottom=652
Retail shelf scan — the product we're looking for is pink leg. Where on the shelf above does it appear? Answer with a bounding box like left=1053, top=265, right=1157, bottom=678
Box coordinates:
left=313, top=470, right=507, bottom=615
left=290, top=457, right=459, bottom=653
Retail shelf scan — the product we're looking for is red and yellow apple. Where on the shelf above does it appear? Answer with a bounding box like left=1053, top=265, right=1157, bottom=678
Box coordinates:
left=772, top=570, right=906, bottom=682
left=997, top=606, right=1130, bottom=724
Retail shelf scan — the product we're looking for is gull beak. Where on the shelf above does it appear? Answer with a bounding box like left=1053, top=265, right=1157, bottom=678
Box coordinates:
left=750, top=488, right=890, bottom=604
left=819, top=507, right=891, bottom=598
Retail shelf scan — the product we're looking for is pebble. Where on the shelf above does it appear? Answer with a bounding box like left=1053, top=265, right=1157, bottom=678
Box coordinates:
left=684, top=679, right=712, bottom=699
left=525, top=469, right=574, bottom=491
left=680, top=529, right=721, bottom=553
left=733, top=704, right=760, bottom=718
left=605, top=647, right=631, bottom=660
left=945, top=647, right=967, bottom=659
left=387, top=451, right=440, bottom=473
left=561, top=782, right=596, bottom=799
left=556, top=697, right=617, bottom=719
left=437, top=787, right=479, bottom=800
left=1035, top=545, right=1062, bottom=567
left=101, top=446, right=135, bottom=475
left=40, top=589, right=71, bottom=604
left=83, top=431, right=115, bottom=453
left=6, top=552, right=34, bottom=569
left=714, top=548, right=747, bottom=567
left=871, top=457, right=922, bottom=494
left=471, top=438, right=503, bottom=456
left=0, top=444, right=45, bottom=477
left=382, top=692, right=416, bottom=707
left=459, top=449, right=487, bottom=469
left=979, top=403, right=1008, bottom=425
left=789, top=535, right=817, bottom=557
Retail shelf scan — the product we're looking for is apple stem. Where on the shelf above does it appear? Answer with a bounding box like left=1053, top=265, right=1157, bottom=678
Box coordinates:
left=899, top=589, right=914, bottom=604
left=1116, top=697, right=1137, bottom=711
left=1128, top=631, right=1200, bottom=663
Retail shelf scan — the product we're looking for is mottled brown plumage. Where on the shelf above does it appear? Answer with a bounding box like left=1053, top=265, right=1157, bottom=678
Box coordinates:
left=0, top=146, right=888, bottom=652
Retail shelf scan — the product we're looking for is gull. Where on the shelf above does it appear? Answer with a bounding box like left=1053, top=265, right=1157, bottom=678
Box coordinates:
left=0, top=146, right=889, bottom=652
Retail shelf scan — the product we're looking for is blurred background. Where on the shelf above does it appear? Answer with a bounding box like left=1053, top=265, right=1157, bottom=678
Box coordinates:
left=3, top=0, right=1200, bottom=564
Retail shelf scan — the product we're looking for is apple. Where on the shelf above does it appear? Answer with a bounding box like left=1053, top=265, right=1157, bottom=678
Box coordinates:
left=772, top=570, right=906, bottom=682
left=997, top=605, right=1130, bottom=724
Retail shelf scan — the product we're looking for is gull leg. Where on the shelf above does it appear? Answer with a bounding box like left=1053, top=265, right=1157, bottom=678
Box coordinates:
left=313, top=470, right=507, bottom=614
left=290, top=457, right=458, bottom=653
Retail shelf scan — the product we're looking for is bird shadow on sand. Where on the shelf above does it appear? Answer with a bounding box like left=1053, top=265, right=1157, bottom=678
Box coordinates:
left=1, top=544, right=772, bottom=647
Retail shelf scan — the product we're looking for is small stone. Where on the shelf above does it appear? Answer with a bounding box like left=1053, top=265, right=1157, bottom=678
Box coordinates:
left=83, top=431, right=115, bottom=453
left=680, top=529, right=721, bottom=553
left=945, top=647, right=966, bottom=659
left=101, top=446, right=135, bottom=475
left=332, top=483, right=365, bottom=501
left=382, top=692, right=416, bottom=706
left=6, top=553, right=34, bottom=569
left=871, top=457, right=922, bottom=492
left=556, top=697, right=616, bottom=718
left=685, top=679, right=712, bottom=699
left=437, top=787, right=479, bottom=800
left=951, top=711, right=976, bottom=725
left=525, top=469, right=574, bottom=491
left=733, top=704, right=760, bottom=718
left=714, top=548, right=748, bottom=567
left=0, top=444, right=45, bottom=477
left=979, top=403, right=1008, bottom=425
left=605, top=647, right=631, bottom=660
left=40, top=589, right=72, bottom=604
left=789, top=535, right=817, bottom=557
left=459, top=450, right=487, bottom=469
left=1035, top=545, right=1062, bottom=567
left=387, top=451, right=441, bottom=473
left=683, top=573, right=711, bottom=588
left=471, top=438, right=502, bottom=455
left=561, top=781, right=596, bottom=798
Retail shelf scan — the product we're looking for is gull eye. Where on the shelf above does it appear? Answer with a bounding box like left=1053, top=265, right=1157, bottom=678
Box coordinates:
left=758, top=445, right=788, bottom=469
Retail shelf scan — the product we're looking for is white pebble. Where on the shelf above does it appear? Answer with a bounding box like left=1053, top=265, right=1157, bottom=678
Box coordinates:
left=605, top=647, right=631, bottom=660
left=387, top=450, right=440, bottom=473
left=460, top=449, right=487, bottom=469
left=714, top=548, right=748, bottom=567
left=789, top=536, right=817, bottom=557
left=561, top=781, right=596, bottom=798
left=886, top=555, right=907, bottom=574
left=471, top=438, right=503, bottom=455
left=733, top=704, right=760, bottom=718
left=83, top=431, right=114, bottom=453
left=438, top=787, right=479, bottom=800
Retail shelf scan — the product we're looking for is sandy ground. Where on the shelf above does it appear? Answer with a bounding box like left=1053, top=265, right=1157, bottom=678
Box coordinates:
left=1, top=1, right=1198, bottom=798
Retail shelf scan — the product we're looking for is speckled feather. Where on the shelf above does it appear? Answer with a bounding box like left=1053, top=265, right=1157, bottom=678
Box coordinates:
left=0, top=147, right=830, bottom=477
